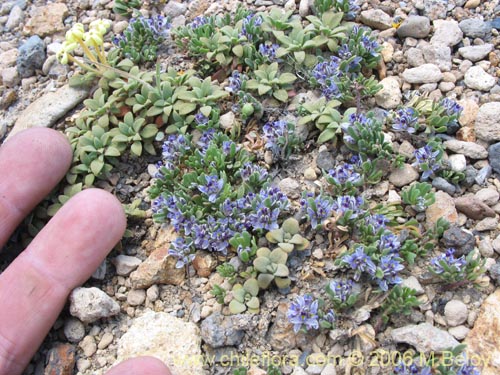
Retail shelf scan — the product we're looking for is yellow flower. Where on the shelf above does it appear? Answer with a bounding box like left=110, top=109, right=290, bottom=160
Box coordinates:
left=83, top=30, right=103, bottom=47
left=57, top=50, right=69, bottom=64
left=66, top=23, right=85, bottom=42
left=89, top=19, right=111, bottom=36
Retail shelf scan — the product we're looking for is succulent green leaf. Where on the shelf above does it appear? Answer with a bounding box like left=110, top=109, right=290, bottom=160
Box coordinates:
left=104, top=146, right=121, bottom=157
left=131, top=141, right=142, bottom=156
left=278, top=243, right=294, bottom=253
left=275, top=277, right=291, bottom=289
left=266, top=229, right=284, bottom=243
left=269, top=248, right=288, bottom=264
left=244, top=278, right=259, bottom=296
left=257, top=273, right=274, bottom=289
left=140, top=124, right=158, bottom=139
left=274, top=263, right=289, bottom=277
left=273, top=89, right=288, bottom=102
left=282, top=218, right=300, bottom=234
left=90, top=159, right=104, bottom=176
left=246, top=296, right=260, bottom=310
left=294, top=51, right=305, bottom=64
left=279, top=73, right=296, bottom=85
left=229, top=300, right=246, bottom=314
left=258, top=84, right=272, bottom=96
left=253, top=257, right=271, bottom=273
left=256, top=247, right=271, bottom=257
left=232, top=44, right=244, bottom=57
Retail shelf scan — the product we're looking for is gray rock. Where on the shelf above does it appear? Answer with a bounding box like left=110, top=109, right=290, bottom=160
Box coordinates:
left=422, top=0, right=448, bottom=20
left=219, top=111, right=236, bottom=131
left=464, top=165, right=478, bottom=188
left=454, top=195, right=496, bottom=220
left=278, top=177, right=301, bottom=199
left=448, top=154, right=466, bottom=172
left=1, top=67, right=19, bottom=88
left=448, top=325, right=470, bottom=340
left=80, top=336, right=96, bottom=357
left=402, top=64, right=443, bottom=84
left=459, top=18, right=490, bottom=38
left=397, top=16, right=431, bottom=38
left=98, top=332, right=114, bottom=350
left=442, top=226, right=475, bottom=256
left=489, top=143, right=500, bottom=174
left=360, top=9, right=392, bottom=30
left=426, top=191, right=458, bottom=228
left=443, top=140, right=488, bottom=159
left=316, top=150, right=335, bottom=170
left=163, top=1, right=187, bottom=18
left=476, top=103, right=500, bottom=141
left=117, top=310, right=205, bottom=375
left=298, top=0, right=311, bottom=17
left=64, top=318, right=86, bottom=343
left=401, top=276, right=425, bottom=295
left=200, top=312, right=251, bottom=348
left=475, top=165, right=492, bottom=185
left=459, top=44, right=494, bottom=62
left=16, top=35, right=46, bottom=78
left=5, top=5, right=23, bottom=30
left=406, top=47, right=426, bottom=67
left=464, top=66, right=497, bottom=91
left=475, top=188, right=499, bottom=206
left=422, top=43, right=451, bottom=72
left=389, top=164, right=419, bottom=187
left=112, top=255, right=141, bottom=276
left=127, top=289, right=146, bottom=306
left=91, top=260, right=106, bottom=280
left=475, top=217, right=498, bottom=231
left=430, top=20, right=463, bottom=47
left=69, top=287, right=120, bottom=323
left=444, top=300, right=469, bottom=327
left=391, top=323, right=459, bottom=353
left=488, top=261, right=500, bottom=285
left=375, top=76, right=401, bottom=109
left=8, top=84, right=90, bottom=140
left=432, top=177, right=456, bottom=195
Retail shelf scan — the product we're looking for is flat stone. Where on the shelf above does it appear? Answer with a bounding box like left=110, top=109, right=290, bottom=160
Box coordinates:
left=465, top=289, right=500, bottom=375
left=127, top=289, right=146, bottom=306
left=69, top=287, right=120, bottom=323
left=44, top=343, right=75, bottom=375
left=476, top=103, right=500, bottom=141
left=448, top=325, right=470, bottom=340
left=80, top=336, right=97, bottom=357
left=98, top=332, right=114, bottom=350
left=401, top=276, right=425, bottom=295
left=476, top=188, right=499, bottom=206
left=459, top=44, right=494, bottom=62
left=23, top=3, right=68, bottom=36
left=406, top=47, right=425, bottom=67
left=464, top=66, right=497, bottom=91
left=443, top=140, right=487, bottom=159
left=278, top=177, right=301, bottom=199
left=455, top=195, right=496, bottom=220
left=388, top=164, right=419, bottom=187
left=375, top=76, right=401, bottom=109
left=422, top=43, right=451, bottom=72
left=200, top=312, right=252, bottom=348
left=8, top=84, right=90, bottom=140
left=431, top=20, right=463, bottom=47
left=16, top=35, right=45, bottom=78
left=0, top=49, right=18, bottom=69
left=475, top=217, right=498, bottom=231
left=489, top=142, right=500, bottom=174
left=442, top=226, right=475, bottom=256
left=402, top=64, right=443, bottom=84
left=5, top=5, right=23, bottom=30
left=459, top=18, right=490, bottom=39
left=192, top=251, right=216, bottom=277
left=117, top=310, right=206, bottom=375
left=426, top=191, right=458, bottom=228
left=459, top=99, right=479, bottom=127
left=129, top=247, right=185, bottom=289
left=391, top=323, right=459, bottom=353
left=112, top=255, right=142, bottom=276
left=360, top=9, right=392, bottom=30
left=397, top=16, right=431, bottom=38
left=1, top=66, right=19, bottom=88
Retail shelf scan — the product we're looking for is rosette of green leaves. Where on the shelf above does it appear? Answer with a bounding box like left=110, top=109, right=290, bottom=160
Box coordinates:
left=246, top=63, right=296, bottom=102
left=298, top=97, right=342, bottom=144
left=430, top=251, right=486, bottom=285
left=304, top=11, right=348, bottom=52
left=380, top=286, right=420, bottom=324
left=272, top=27, right=322, bottom=67
left=46, top=183, right=83, bottom=217
left=265, top=218, right=310, bottom=253
left=253, top=247, right=291, bottom=289
left=113, top=0, right=140, bottom=17
left=71, top=125, right=119, bottom=186
left=229, top=231, right=257, bottom=262
left=110, top=111, right=158, bottom=156
left=344, top=25, right=381, bottom=68
left=229, top=278, right=260, bottom=314
left=342, top=113, right=392, bottom=159
left=177, top=76, right=229, bottom=106
left=401, top=182, right=435, bottom=212
left=261, top=8, right=300, bottom=32
left=405, top=94, right=458, bottom=134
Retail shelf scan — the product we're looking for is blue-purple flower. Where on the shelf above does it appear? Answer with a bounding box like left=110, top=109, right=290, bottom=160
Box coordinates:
left=194, top=112, right=209, bottom=126
left=240, top=14, right=263, bottom=41
left=430, top=248, right=466, bottom=275
left=258, top=43, right=279, bottom=61
left=377, top=255, right=404, bottom=291
left=168, top=237, right=195, bottom=268
left=343, top=246, right=376, bottom=281
left=392, top=107, right=418, bottom=134
left=441, top=98, right=463, bottom=117
left=240, top=162, right=268, bottom=183
left=287, top=295, right=320, bottom=333
left=189, top=16, right=208, bottom=29
left=328, top=163, right=362, bottom=185
left=393, top=362, right=432, bottom=375
left=328, top=279, right=354, bottom=303
left=301, top=195, right=335, bottom=228
left=332, top=195, right=364, bottom=218
left=413, top=145, right=441, bottom=180
left=378, top=233, right=401, bottom=254
left=262, top=120, right=292, bottom=156
left=226, top=70, right=246, bottom=94
left=196, top=175, right=225, bottom=202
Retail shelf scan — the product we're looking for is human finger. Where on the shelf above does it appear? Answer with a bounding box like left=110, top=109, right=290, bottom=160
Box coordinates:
left=106, top=356, right=172, bottom=375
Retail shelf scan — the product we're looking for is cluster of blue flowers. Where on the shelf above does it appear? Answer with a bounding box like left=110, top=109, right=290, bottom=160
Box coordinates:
left=441, top=97, right=463, bottom=117
left=225, top=71, right=246, bottom=94
left=287, top=295, right=320, bottom=333
left=189, top=16, right=209, bottom=29
left=311, top=56, right=342, bottom=99
left=262, top=120, right=293, bottom=157
left=392, top=107, right=419, bottom=134
left=112, top=15, right=171, bottom=46
left=429, top=248, right=466, bottom=275
left=392, top=363, right=431, bottom=375
left=328, top=163, right=362, bottom=185
left=240, top=14, right=263, bottom=41
left=155, top=134, right=191, bottom=172
left=328, top=279, right=354, bottom=303
left=341, top=113, right=375, bottom=145
left=413, top=144, right=441, bottom=180
left=258, top=43, right=279, bottom=62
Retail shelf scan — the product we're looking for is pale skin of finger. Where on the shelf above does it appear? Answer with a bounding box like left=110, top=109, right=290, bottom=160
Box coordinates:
left=0, top=189, right=126, bottom=374
left=106, top=357, right=171, bottom=375
left=0, top=128, right=73, bottom=248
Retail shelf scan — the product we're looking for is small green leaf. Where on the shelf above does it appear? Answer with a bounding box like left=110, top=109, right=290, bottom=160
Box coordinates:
left=90, top=159, right=104, bottom=176
left=105, top=146, right=121, bottom=157
left=232, top=44, right=244, bottom=57
left=273, top=89, right=288, bottom=102
left=131, top=141, right=143, bottom=156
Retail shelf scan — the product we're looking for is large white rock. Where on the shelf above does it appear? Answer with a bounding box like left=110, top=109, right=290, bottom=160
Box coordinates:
left=375, top=76, right=401, bottom=109
left=475, top=102, right=500, bottom=141
left=402, top=64, right=443, bottom=84
left=116, top=310, right=206, bottom=375
left=464, top=66, right=497, bottom=91
left=430, top=20, right=463, bottom=47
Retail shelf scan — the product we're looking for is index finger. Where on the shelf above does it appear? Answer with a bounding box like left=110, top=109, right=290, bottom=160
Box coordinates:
left=0, top=128, right=72, bottom=248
